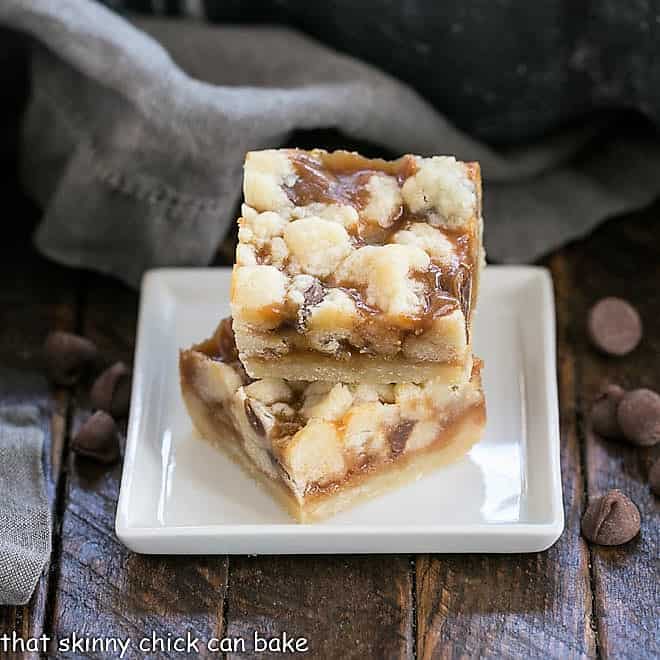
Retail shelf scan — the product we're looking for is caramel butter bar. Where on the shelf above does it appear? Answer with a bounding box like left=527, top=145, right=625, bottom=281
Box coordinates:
left=231, top=148, right=484, bottom=383
left=179, top=319, right=486, bottom=523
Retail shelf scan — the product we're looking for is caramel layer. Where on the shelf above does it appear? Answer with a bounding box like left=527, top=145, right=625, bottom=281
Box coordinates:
left=257, top=149, right=479, bottom=338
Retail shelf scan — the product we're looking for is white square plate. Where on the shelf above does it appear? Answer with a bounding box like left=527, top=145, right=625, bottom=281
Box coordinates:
left=116, top=266, right=563, bottom=554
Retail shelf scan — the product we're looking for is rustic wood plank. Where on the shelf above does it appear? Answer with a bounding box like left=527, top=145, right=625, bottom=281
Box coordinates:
left=0, top=196, right=78, bottom=657
left=0, top=26, right=79, bottom=647
left=224, top=555, right=414, bottom=658
left=566, top=207, right=660, bottom=659
left=415, top=252, right=596, bottom=659
left=47, top=273, right=229, bottom=658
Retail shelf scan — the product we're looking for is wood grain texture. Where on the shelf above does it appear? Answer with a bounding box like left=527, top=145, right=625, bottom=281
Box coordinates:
left=564, top=208, right=660, bottom=660
left=1, top=170, right=659, bottom=658
left=0, top=196, right=77, bottom=658
left=0, top=32, right=74, bottom=643
left=48, top=274, right=229, bottom=658
left=225, top=555, right=414, bottom=658
left=415, top=252, right=596, bottom=660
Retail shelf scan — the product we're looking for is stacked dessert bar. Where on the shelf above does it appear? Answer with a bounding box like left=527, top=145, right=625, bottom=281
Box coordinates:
left=180, top=149, right=487, bottom=522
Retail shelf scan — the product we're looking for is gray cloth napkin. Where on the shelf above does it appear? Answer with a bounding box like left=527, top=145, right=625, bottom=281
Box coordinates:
left=0, top=404, right=51, bottom=606
left=2, top=0, right=660, bottom=287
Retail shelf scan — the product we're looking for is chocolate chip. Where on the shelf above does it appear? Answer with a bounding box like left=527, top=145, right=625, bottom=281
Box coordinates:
left=90, top=362, right=132, bottom=418
left=112, top=375, right=132, bottom=418
left=71, top=411, right=120, bottom=464
left=216, top=317, right=239, bottom=362
left=649, top=459, right=660, bottom=497
left=296, top=280, right=325, bottom=332
left=388, top=419, right=416, bottom=456
left=43, top=331, right=98, bottom=386
left=590, top=384, right=625, bottom=439
left=581, top=489, right=641, bottom=546
left=587, top=297, right=642, bottom=356
left=244, top=399, right=265, bottom=437
left=617, top=388, right=660, bottom=447
left=303, top=280, right=325, bottom=307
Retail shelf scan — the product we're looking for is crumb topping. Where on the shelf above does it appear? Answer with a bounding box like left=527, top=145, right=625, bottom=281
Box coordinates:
left=232, top=148, right=481, bottom=360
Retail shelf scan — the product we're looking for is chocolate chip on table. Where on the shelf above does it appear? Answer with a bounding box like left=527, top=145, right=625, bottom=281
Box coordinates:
left=71, top=411, right=120, bottom=464
left=90, top=361, right=132, bottom=418
left=581, top=489, right=641, bottom=546
left=617, top=388, right=660, bottom=447
left=590, top=383, right=625, bottom=439
left=649, top=459, right=660, bottom=497
left=587, top=297, right=642, bottom=356
left=43, top=331, right=98, bottom=386
left=111, top=373, right=132, bottom=418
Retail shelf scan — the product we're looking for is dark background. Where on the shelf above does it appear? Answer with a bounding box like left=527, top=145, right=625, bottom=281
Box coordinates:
left=110, top=0, right=660, bottom=145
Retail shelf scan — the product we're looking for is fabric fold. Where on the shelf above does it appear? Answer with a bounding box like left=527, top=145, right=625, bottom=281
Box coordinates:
left=0, top=403, right=51, bottom=606
left=1, top=0, right=659, bottom=286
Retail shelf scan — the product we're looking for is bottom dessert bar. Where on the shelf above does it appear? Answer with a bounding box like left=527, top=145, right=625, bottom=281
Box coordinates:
left=179, top=319, right=486, bottom=523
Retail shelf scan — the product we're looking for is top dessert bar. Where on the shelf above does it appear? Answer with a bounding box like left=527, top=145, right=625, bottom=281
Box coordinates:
left=231, top=148, right=483, bottom=383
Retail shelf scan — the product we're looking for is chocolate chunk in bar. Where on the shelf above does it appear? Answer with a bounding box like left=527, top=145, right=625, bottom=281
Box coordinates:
left=389, top=419, right=416, bottom=456
left=216, top=317, right=239, bottom=362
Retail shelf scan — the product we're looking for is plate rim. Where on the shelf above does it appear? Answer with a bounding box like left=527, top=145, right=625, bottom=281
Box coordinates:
left=115, top=265, right=564, bottom=554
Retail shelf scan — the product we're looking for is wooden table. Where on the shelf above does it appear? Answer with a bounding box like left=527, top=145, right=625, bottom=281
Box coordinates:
left=0, top=157, right=659, bottom=659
